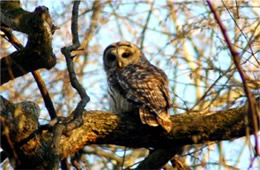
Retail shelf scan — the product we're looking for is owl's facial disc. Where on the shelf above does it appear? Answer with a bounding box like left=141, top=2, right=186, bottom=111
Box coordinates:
left=116, top=45, right=143, bottom=68
left=103, top=41, right=143, bottom=70
left=116, top=47, right=134, bottom=68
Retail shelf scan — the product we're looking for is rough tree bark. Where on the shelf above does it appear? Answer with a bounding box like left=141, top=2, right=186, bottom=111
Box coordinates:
left=0, top=1, right=56, bottom=85
left=0, top=96, right=259, bottom=169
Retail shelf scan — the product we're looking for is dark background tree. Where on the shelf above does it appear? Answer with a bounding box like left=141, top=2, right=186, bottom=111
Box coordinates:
left=1, top=1, right=259, bottom=169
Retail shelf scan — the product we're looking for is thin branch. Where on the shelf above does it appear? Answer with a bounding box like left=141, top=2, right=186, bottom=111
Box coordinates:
left=139, top=1, right=154, bottom=50
left=71, top=1, right=80, bottom=47
left=71, top=1, right=104, bottom=57
left=31, top=71, right=57, bottom=119
left=80, top=1, right=103, bottom=49
left=221, top=0, right=259, bottom=65
left=61, top=1, right=90, bottom=132
left=0, top=26, right=23, bottom=49
left=84, top=147, right=123, bottom=166
left=206, top=0, right=259, bottom=156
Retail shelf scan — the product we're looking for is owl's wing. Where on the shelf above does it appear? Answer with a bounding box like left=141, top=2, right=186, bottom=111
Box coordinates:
left=117, top=64, right=172, bottom=132
left=117, top=65, right=172, bottom=132
left=117, top=64, right=171, bottom=113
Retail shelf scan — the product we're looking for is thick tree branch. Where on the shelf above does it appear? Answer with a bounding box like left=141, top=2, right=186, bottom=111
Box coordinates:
left=0, top=1, right=56, bottom=84
left=1, top=96, right=259, bottom=169
left=1, top=22, right=57, bottom=120
left=136, top=146, right=182, bottom=169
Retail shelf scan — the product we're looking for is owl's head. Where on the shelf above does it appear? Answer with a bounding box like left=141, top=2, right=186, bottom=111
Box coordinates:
left=103, top=41, right=147, bottom=72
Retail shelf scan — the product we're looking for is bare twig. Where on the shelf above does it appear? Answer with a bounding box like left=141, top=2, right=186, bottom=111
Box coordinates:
left=80, top=1, right=103, bottom=50
left=206, top=0, right=259, bottom=156
left=0, top=26, right=23, bottom=49
left=139, top=1, right=154, bottom=50
left=71, top=0, right=104, bottom=57
left=121, top=147, right=127, bottom=169
left=221, top=0, right=259, bottom=65
left=61, top=1, right=90, bottom=132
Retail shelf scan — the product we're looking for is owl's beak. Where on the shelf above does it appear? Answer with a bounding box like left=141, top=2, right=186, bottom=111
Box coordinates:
left=118, top=61, right=123, bottom=68
left=115, top=47, right=123, bottom=68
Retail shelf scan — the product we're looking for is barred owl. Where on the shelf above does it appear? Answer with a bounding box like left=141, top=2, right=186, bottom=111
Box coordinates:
left=103, top=41, right=172, bottom=132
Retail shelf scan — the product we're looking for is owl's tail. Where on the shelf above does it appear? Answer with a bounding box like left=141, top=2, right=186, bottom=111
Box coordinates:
left=139, top=108, right=172, bottom=133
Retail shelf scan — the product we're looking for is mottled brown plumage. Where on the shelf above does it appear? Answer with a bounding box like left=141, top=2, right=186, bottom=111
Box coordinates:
left=103, top=41, right=172, bottom=132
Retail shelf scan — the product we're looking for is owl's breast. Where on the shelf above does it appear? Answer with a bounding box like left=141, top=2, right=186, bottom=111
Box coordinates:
left=108, top=86, right=135, bottom=114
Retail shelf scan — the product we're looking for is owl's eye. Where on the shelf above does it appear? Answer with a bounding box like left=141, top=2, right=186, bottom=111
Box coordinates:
left=122, top=52, right=131, bottom=58
left=107, top=54, right=116, bottom=62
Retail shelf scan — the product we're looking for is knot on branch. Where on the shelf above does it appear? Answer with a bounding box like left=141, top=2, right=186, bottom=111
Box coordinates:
left=1, top=97, right=40, bottom=144
left=30, top=5, right=57, bottom=39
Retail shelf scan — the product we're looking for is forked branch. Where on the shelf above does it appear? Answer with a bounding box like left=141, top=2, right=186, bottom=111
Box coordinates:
left=1, top=96, right=259, bottom=169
